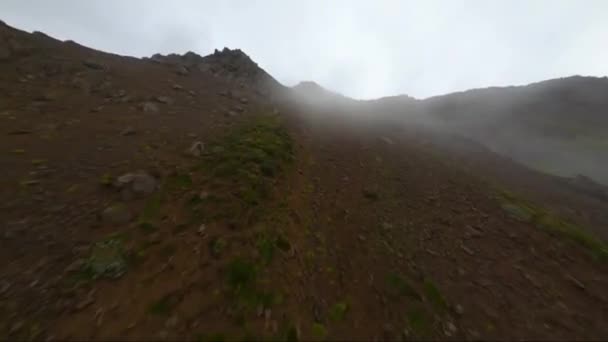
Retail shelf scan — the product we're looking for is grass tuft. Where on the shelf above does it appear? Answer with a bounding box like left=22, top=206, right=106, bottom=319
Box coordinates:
left=498, top=189, right=608, bottom=260
left=329, top=302, right=349, bottom=322
left=387, top=273, right=421, bottom=300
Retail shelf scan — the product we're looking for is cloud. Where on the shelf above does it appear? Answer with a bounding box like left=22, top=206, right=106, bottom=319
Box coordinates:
left=1, top=0, right=607, bottom=99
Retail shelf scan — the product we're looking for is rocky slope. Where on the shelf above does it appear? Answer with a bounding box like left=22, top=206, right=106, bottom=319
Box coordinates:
left=1, top=20, right=608, bottom=341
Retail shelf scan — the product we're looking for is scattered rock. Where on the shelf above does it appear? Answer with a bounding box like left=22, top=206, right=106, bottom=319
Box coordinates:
left=114, top=172, right=158, bottom=196
left=165, top=315, right=179, bottom=329
left=83, top=59, right=105, bottom=70
left=239, top=97, right=248, bottom=104
left=75, top=296, right=95, bottom=311
left=444, top=322, right=457, bottom=337
left=234, top=106, right=244, bottom=113
left=91, top=106, right=104, bottom=113
left=95, top=308, right=105, bottom=327
left=101, top=204, right=132, bottom=225
left=460, top=244, right=475, bottom=256
left=566, top=274, right=585, bottom=290
left=175, top=66, right=189, bottom=76
left=198, top=224, right=207, bottom=236
left=226, top=110, right=238, bottom=117
left=120, top=126, right=136, bottom=136
left=381, top=137, right=395, bottom=145
left=455, top=304, right=464, bottom=316
left=155, top=96, right=174, bottom=105
left=187, top=141, right=205, bottom=157
left=9, top=321, right=24, bottom=335
left=382, top=222, right=393, bottom=230
left=465, top=226, right=483, bottom=238
left=64, top=259, right=87, bottom=274
left=158, top=330, right=169, bottom=340
left=0, top=280, right=10, bottom=295
left=141, top=102, right=159, bottom=113
left=172, top=84, right=184, bottom=91
left=131, top=173, right=158, bottom=195
left=115, top=173, right=136, bottom=187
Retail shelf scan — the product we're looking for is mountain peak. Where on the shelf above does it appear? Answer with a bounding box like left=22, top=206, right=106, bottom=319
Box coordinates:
left=146, top=47, right=281, bottom=91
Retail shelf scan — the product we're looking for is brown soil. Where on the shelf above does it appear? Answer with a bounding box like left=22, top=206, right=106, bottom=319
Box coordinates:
left=1, top=21, right=607, bottom=341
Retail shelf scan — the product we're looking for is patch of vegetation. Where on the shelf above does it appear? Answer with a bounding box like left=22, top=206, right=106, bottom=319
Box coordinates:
left=159, top=243, right=177, bottom=258
left=148, top=294, right=174, bottom=316
left=196, top=333, right=227, bottom=342
left=387, top=273, right=421, bottom=300
left=311, top=322, right=327, bottom=340
left=227, top=258, right=257, bottom=291
left=209, top=237, right=228, bottom=258
left=82, top=237, right=128, bottom=279
left=138, top=221, right=158, bottom=233
left=100, top=173, right=113, bottom=186
left=286, top=326, right=299, bottom=342
left=407, top=306, right=432, bottom=337
left=139, top=191, right=163, bottom=223
left=257, top=233, right=276, bottom=264
left=167, top=173, right=193, bottom=190
left=201, top=115, right=293, bottom=213
left=31, top=159, right=47, bottom=165
left=256, top=230, right=291, bottom=264
left=329, top=301, right=349, bottom=322
left=498, top=190, right=608, bottom=260
left=423, top=279, right=447, bottom=310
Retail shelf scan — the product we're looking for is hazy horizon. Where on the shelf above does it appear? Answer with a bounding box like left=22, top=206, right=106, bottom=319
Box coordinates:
left=2, top=0, right=607, bottom=100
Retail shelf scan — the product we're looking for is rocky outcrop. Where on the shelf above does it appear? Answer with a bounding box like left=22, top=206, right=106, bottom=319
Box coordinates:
left=144, top=48, right=283, bottom=95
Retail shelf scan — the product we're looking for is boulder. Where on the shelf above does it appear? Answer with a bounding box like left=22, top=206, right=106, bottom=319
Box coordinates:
left=187, top=141, right=205, bottom=157
left=155, top=96, right=174, bottom=105
left=114, top=171, right=158, bottom=196
left=141, top=102, right=159, bottom=113
left=175, top=66, right=189, bottom=76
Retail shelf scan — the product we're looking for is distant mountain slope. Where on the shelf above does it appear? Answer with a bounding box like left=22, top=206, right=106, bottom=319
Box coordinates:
left=411, top=76, right=608, bottom=184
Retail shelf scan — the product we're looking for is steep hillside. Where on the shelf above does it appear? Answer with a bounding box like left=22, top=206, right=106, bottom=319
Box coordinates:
left=414, top=76, right=608, bottom=184
left=1, top=20, right=608, bottom=341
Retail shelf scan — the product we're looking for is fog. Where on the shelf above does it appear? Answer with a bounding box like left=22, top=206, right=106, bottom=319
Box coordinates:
left=2, top=1, right=607, bottom=187
left=1, top=0, right=608, bottom=99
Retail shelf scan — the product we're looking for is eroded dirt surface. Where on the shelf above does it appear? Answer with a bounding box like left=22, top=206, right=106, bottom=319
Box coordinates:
left=1, top=21, right=607, bottom=341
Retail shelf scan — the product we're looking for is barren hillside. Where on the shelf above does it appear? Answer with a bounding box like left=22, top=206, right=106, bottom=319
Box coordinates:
left=1, top=20, right=607, bottom=341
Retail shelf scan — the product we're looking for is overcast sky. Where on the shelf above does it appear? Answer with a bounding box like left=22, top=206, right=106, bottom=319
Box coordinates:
left=2, top=0, right=607, bottom=99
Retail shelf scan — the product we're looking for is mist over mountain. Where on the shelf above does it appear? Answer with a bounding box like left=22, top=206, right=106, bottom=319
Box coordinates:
left=1, top=19, right=608, bottom=341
